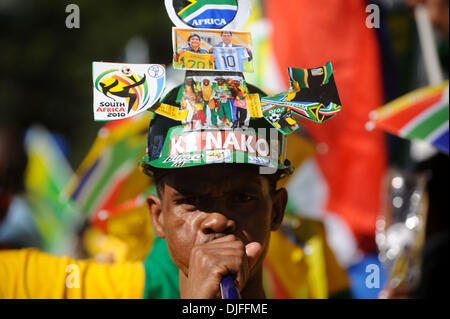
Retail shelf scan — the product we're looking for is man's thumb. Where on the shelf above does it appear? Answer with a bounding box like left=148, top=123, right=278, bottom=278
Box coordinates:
left=245, top=242, right=263, bottom=269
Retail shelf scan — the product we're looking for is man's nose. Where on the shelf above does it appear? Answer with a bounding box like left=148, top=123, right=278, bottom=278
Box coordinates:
left=201, top=212, right=237, bottom=235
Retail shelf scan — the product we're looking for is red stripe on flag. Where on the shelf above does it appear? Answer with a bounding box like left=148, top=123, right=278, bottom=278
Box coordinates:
left=263, top=260, right=291, bottom=299
left=375, top=93, right=443, bottom=134
left=97, top=172, right=130, bottom=212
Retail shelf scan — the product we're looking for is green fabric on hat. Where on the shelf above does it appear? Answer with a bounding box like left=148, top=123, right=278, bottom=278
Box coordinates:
left=140, top=83, right=293, bottom=177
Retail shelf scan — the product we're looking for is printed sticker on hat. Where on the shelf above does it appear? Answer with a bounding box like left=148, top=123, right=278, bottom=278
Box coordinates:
left=172, top=27, right=254, bottom=73
left=152, top=103, right=189, bottom=121
left=261, top=103, right=300, bottom=135
left=261, top=61, right=342, bottom=125
left=92, top=62, right=166, bottom=121
left=165, top=0, right=251, bottom=30
left=246, top=93, right=263, bottom=118
left=179, top=72, right=251, bottom=130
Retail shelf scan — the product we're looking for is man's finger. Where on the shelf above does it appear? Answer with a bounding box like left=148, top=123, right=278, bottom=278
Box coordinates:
left=245, top=241, right=263, bottom=270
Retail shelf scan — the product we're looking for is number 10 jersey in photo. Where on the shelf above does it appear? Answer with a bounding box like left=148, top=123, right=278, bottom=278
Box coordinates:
left=213, top=46, right=253, bottom=72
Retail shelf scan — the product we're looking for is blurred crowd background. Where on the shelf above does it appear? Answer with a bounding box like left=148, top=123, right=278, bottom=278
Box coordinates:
left=0, top=0, right=448, bottom=299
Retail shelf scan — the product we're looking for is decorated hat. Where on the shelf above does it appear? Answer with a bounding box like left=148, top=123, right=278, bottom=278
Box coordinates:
left=140, top=82, right=293, bottom=177
left=92, top=1, right=343, bottom=180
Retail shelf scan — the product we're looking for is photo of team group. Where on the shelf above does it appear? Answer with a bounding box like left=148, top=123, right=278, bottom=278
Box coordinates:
left=181, top=72, right=252, bottom=130
left=172, top=27, right=254, bottom=72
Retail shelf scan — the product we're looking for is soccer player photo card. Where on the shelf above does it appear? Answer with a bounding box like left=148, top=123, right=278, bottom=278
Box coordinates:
left=172, top=27, right=254, bottom=73
left=179, top=71, right=252, bottom=130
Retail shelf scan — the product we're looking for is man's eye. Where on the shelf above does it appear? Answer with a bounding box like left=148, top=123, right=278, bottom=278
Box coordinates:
left=176, top=197, right=200, bottom=206
left=232, top=193, right=254, bottom=203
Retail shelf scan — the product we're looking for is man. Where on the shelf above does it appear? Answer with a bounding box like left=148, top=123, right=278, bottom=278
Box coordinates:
left=0, top=83, right=290, bottom=299
left=141, top=82, right=290, bottom=298
left=210, top=30, right=253, bottom=72
left=212, top=77, right=233, bottom=127
left=174, top=33, right=215, bottom=70
left=180, top=77, right=205, bottom=130
left=199, top=78, right=218, bottom=126
left=146, top=166, right=287, bottom=298
left=0, top=84, right=350, bottom=299
left=228, top=79, right=249, bottom=128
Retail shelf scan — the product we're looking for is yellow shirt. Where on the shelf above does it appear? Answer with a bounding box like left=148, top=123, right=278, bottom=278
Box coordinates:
left=178, top=51, right=215, bottom=70
left=0, top=248, right=144, bottom=299
left=202, top=85, right=213, bottom=101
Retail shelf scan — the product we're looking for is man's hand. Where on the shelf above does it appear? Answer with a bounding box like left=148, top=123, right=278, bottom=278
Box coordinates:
left=180, top=235, right=262, bottom=299
left=173, top=49, right=185, bottom=62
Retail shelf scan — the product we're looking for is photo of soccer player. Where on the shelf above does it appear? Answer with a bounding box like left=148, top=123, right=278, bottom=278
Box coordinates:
left=173, top=28, right=253, bottom=72
left=213, top=77, right=233, bottom=127
left=181, top=72, right=251, bottom=130
left=228, top=78, right=250, bottom=128
left=199, top=78, right=218, bottom=126
left=210, top=30, right=253, bottom=72
left=173, top=32, right=216, bottom=70
left=180, top=77, right=206, bottom=130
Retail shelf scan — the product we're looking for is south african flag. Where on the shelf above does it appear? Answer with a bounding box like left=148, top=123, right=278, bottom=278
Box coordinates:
left=370, top=81, right=449, bottom=154
left=174, top=0, right=238, bottom=29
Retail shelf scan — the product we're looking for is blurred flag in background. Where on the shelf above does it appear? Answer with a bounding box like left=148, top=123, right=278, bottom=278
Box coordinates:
left=24, top=126, right=81, bottom=254
left=370, top=81, right=449, bottom=154
left=65, top=114, right=154, bottom=261
left=246, top=0, right=388, bottom=267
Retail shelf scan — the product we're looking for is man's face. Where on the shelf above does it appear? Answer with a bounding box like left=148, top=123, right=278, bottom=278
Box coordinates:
left=188, top=36, right=201, bottom=50
left=221, top=32, right=232, bottom=45
left=148, top=166, right=286, bottom=278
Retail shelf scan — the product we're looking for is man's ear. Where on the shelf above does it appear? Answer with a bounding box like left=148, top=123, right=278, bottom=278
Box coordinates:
left=147, top=194, right=166, bottom=238
left=270, top=188, right=288, bottom=231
